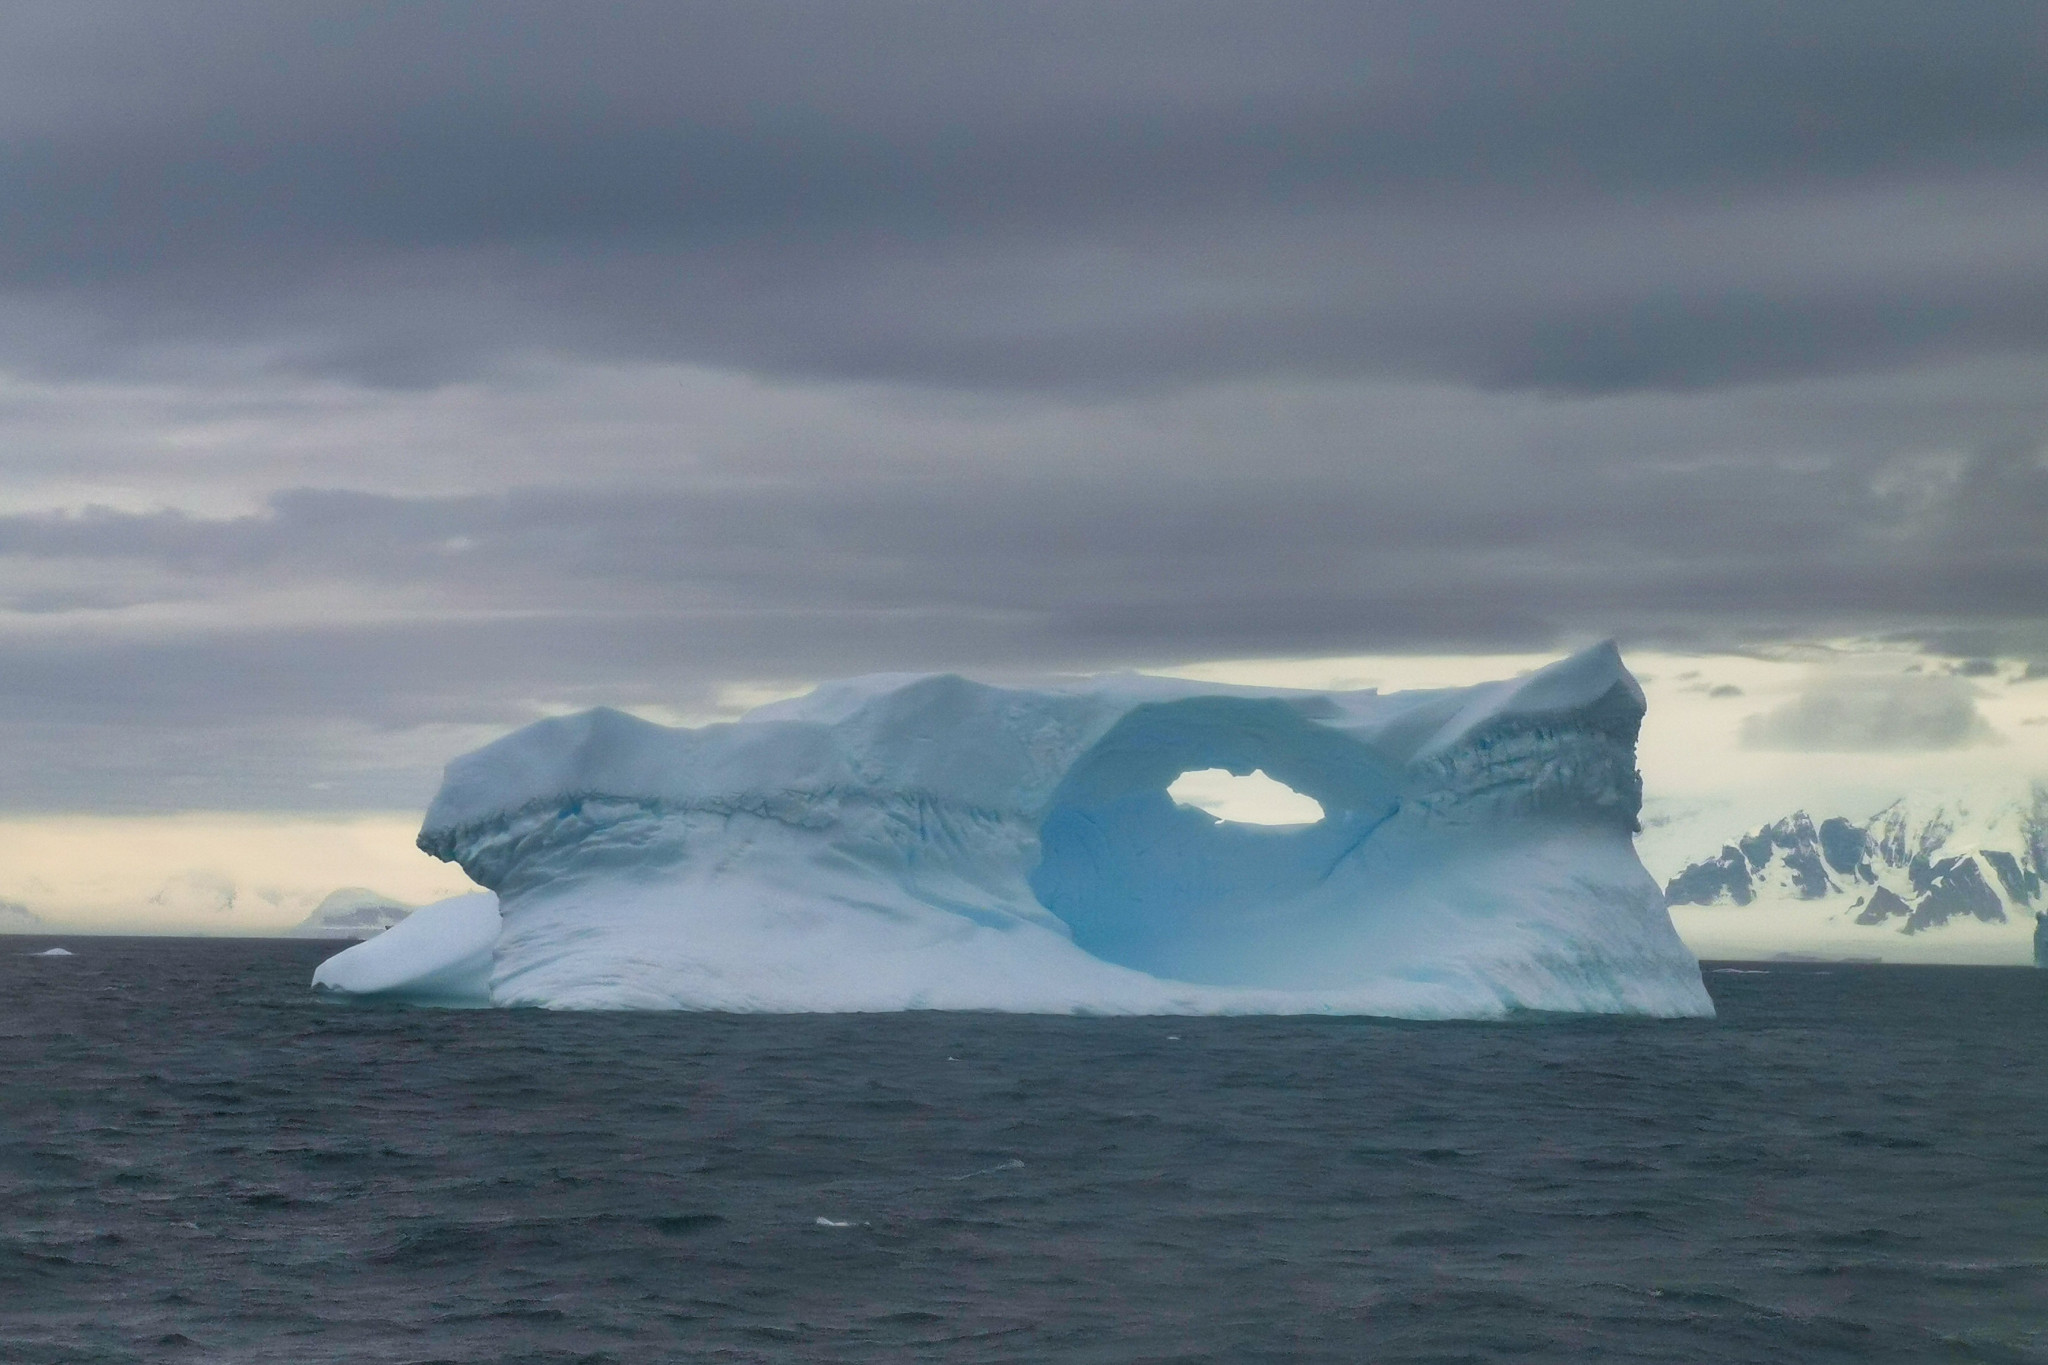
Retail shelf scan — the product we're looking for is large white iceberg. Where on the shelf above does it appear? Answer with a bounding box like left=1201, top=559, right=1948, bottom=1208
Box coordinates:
left=358, top=642, right=1709, bottom=1017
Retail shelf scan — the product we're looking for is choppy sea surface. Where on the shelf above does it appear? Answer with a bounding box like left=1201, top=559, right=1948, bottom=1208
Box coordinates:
left=3, top=938, right=2045, bottom=1364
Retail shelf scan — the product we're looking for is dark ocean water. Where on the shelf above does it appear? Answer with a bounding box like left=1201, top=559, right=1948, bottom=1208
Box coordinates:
left=3, top=939, right=2045, bottom=1364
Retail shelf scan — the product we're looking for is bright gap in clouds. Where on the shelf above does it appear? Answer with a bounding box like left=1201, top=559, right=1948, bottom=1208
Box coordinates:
left=1168, top=769, right=1327, bottom=826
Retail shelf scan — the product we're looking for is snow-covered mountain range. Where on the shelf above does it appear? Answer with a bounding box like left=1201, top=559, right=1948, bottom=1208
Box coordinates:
left=1660, top=787, right=2047, bottom=965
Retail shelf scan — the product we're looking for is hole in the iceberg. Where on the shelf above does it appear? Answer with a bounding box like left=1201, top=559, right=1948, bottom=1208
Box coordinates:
left=1166, top=768, right=1326, bottom=826
left=1027, top=694, right=1402, bottom=986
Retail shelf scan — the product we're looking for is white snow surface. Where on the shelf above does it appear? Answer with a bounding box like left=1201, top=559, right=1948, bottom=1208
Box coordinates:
left=311, top=893, right=500, bottom=1004
left=398, top=643, right=1710, bottom=1017
left=33, top=947, right=73, bottom=957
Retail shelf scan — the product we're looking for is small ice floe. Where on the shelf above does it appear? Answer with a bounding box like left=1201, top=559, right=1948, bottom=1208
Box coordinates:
left=942, top=1158, right=1025, bottom=1182
left=815, top=1217, right=859, bottom=1228
left=1709, top=968, right=1767, bottom=974
left=33, top=947, right=73, bottom=957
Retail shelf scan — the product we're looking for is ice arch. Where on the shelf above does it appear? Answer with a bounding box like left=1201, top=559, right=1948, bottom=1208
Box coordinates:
left=1030, top=697, right=1401, bottom=984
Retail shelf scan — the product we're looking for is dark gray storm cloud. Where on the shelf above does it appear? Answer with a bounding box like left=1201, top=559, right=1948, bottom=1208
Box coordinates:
left=1, top=2, right=2045, bottom=808
left=4, top=1, right=2046, bottom=391
left=2, top=421, right=2040, bottom=740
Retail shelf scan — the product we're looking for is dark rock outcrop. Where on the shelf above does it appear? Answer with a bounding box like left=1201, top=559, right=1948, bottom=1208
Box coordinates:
left=1664, top=845, right=1754, bottom=906
left=1819, top=816, right=1876, bottom=881
left=1855, top=886, right=1913, bottom=925
left=1902, top=856, right=2004, bottom=931
left=1985, top=849, right=2040, bottom=904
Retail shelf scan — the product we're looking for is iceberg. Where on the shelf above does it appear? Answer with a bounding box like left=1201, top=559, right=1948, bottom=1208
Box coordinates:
left=311, top=892, right=499, bottom=1005
left=380, top=642, right=1709, bottom=1017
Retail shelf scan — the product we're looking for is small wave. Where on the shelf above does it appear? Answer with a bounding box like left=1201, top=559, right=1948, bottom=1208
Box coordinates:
left=942, top=1157, right=1026, bottom=1181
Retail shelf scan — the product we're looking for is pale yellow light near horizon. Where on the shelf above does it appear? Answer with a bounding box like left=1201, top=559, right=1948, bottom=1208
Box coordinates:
left=0, top=813, right=479, bottom=935
left=3, top=643, right=2043, bottom=936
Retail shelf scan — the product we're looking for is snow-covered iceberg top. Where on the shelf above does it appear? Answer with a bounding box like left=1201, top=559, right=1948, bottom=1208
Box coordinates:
left=382, top=642, right=1709, bottom=1016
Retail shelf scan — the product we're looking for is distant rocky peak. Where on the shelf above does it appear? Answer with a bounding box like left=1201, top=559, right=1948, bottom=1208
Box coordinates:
left=1733, top=812, right=1833, bottom=897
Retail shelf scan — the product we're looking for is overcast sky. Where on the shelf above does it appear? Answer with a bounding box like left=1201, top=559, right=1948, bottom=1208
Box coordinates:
left=3, top=1, right=2046, bottom=818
